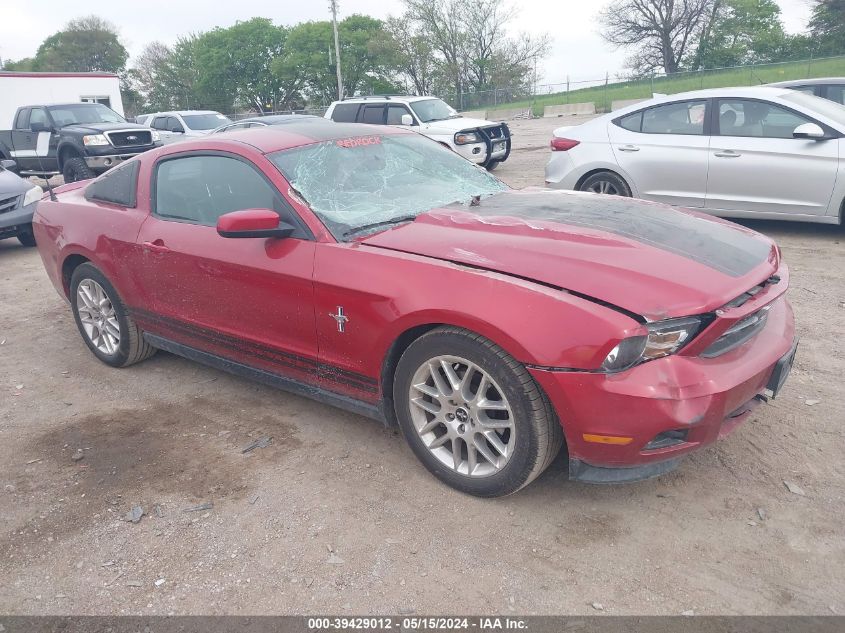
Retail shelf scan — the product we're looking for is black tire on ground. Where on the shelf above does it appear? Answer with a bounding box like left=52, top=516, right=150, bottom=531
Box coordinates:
left=486, top=160, right=501, bottom=171
left=392, top=326, right=564, bottom=497
left=69, top=263, right=157, bottom=368
left=16, top=226, right=36, bottom=247
left=62, top=156, right=95, bottom=183
left=578, top=171, right=632, bottom=197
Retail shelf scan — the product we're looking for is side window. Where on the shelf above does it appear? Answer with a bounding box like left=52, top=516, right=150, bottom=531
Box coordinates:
left=359, top=105, right=385, bottom=125
left=154, top=155, right=304, bottom=233
left=617, top=111, right=643, bottom=132
left=717, top=99, right=811, bottom=139
left=29, top=108, right=49, bottom=128
left=825, top=85, right=845, bottom=105
left=167, top=117, right=183, bottom=132
left=387, top=105, right=412, bottom=125
left=330, top=103, right=359, bottom=122
left=84, top=160, right=140, bottom=207
left=151, top=117, right=168, bottom=130
left=15, top=108, right=31, bottom=130
left=641, top=101, right=707, bottom=135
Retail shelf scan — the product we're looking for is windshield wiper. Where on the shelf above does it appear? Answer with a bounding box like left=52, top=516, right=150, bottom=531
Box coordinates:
left=343, top=215, right=418, bottom=239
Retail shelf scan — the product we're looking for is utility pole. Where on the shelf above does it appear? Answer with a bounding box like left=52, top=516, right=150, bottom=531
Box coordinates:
left=330, top=0, right=344, bottom=100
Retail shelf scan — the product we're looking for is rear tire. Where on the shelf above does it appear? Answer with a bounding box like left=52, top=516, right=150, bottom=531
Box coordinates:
left=17, top=226, right=36, bottom=247
left=486, top=160, right=501, bottom=171
left=393, top=326, right=563, bottom=497
left=70, top=263, right=156, bottom=368
left=62, top=156, right=95, bottom=183
left=578, top=171, right=632, bottom=197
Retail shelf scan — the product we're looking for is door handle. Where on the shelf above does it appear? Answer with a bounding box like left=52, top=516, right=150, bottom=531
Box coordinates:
left=618, top=145, right=640, bottom=152
left=143, top=240, right=170, bottom=253
left=714, top=150, right=741, bottom=158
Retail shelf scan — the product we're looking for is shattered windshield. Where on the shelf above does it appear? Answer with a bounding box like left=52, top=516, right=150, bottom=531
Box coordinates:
left=410, top=99, right=460, bottom=123
left=269, top=133, right=507, bottom=239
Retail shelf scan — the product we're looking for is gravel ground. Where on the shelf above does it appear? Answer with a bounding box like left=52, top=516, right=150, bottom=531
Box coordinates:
left=1, top=117, right=844, bottom=616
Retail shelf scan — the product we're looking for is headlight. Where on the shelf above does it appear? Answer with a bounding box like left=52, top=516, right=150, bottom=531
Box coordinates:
left=151, top=130, right=161, bottom=142
left=82, top=134, right=110, bottom=146
left=23, top=185, right=43, bottom=207
left=454, top=131, right=481, bottom=145
left=601, top=316, right=706, bottom=372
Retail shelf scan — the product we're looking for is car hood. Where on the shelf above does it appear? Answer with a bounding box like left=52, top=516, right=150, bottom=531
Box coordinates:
left=60, top=122, right=150, bottom=134
left=360, top=189, right=780, bottom=321
left=0, top=168, right=33, bottom=197
left=421, top=117, right=502, bottom=135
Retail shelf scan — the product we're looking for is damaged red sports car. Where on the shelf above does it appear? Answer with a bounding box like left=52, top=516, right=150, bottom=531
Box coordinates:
left=32, top=121, right=797, bottom=497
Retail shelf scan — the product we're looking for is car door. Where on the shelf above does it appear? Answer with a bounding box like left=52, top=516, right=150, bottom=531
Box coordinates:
left=607, top=99, right=710, bottom=207
left=10, top=107, right=57, bottom=173
left=132, top=151, right=320, bottom=386
left=705, top=98, right=839, bottom=217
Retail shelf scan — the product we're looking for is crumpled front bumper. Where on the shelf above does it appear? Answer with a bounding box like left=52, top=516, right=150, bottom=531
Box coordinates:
left=529, top=295, right=796, bottom=483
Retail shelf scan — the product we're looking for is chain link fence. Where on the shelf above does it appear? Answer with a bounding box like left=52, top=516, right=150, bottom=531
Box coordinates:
left=441, top=54, right=845, bottom=115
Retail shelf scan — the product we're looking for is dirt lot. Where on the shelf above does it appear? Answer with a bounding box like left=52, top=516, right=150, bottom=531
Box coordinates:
left=1, top=117, right=844, bottom=616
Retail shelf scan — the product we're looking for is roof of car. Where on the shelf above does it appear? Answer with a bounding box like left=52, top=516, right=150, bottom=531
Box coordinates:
left=237, top=114, right=322, bottom=124
left=769, top=77, right=845, bottom=87
left=142, top=110, right=223, bottom=116
left=336, top=95, right=439, bottom=104
left=169, top=121, right=410, bottom=154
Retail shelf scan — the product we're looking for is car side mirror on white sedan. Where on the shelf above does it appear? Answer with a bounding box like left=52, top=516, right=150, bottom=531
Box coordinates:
left=793, top=123, right=827, bottom=140
left=400, top=114, right=414, bottom=126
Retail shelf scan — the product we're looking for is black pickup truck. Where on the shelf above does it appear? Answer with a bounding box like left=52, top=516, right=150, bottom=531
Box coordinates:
left=0, top=102, right=161, bottom=183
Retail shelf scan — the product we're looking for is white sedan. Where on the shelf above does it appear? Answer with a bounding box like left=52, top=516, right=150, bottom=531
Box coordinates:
left=545, top=86, right=845, bottom=224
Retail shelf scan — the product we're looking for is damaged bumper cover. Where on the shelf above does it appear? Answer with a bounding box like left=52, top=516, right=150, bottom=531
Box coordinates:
left=530, top=295, right=796, bottom=484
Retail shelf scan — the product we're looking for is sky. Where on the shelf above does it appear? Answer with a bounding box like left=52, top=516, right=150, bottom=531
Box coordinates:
left=0, top=0, right=816, bottom=87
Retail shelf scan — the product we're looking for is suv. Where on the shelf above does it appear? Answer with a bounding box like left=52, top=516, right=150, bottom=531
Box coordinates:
left=143, top=110, right=233, bottom=142
left=324, top=96, right=511, bottom=170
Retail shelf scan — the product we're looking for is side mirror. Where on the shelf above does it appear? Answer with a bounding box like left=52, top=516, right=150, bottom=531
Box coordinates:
left=217, top=208, right=295, bottom=239
left=400, top=114, right=414, bottom=126
left=0, top=159, right=16, bottom=170
left=793, top=122, right=827, bottom=140
left=30, top=122, right=51, bottom=133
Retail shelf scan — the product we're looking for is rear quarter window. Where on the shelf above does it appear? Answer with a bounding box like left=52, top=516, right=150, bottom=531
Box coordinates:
left=330, top=104, right=360, bottom=123
left=84, top=161, right=140, bottom=207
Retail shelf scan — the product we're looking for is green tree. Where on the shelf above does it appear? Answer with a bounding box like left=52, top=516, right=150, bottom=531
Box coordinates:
left=193, top=18, right=288, bottom=114
left=34, top=16, right=128, bottom=73
left=272, top=16, right=400, bottom=104
left=133, top=37, right=204, bottom=111
left=809, top=0, right=845, bottom=56
left=697, top=0, right=787, bottom=68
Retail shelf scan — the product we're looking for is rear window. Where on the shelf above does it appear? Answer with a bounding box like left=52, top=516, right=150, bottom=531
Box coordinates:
left=84, top=161, right=139, bottom=207
left=617, top=111, right=643, bottom=132
left=330, top=103, right=360, bottom=123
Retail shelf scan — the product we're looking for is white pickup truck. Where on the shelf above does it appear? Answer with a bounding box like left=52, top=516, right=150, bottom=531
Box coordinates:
left=325, top=96, right=511, bottom=170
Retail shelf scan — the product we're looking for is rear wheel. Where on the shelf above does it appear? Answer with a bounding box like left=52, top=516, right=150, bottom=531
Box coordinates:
left=578, top=171, right=631, bottom=197
left=393, top=327, right=563, bottom=497
left=70, top=263, right=156, bottom=368
left=486, top=160, right=501, bottom=171
left=62, top=156, right=95, bottom=183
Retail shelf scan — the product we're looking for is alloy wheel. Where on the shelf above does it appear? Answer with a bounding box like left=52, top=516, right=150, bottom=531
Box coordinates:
left=408, top=355, right=516, bottom=477
left=76, top=279, right=121, bottom=355
left=587, top=180, right=620, bottom=195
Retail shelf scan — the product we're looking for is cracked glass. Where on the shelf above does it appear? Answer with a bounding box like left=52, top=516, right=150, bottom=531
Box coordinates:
left=269, top=134, right=507, bottom=240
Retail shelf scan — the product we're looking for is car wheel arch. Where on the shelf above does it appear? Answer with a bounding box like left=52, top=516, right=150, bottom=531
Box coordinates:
left=57, top=143, right=82, bottom=171
left=61, top=254, right=91, bottom=298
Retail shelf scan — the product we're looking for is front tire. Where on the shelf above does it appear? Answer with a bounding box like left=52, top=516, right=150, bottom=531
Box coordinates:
left=486, top=160, right=501, bottom=171
left=393, top=327, right=563, bottom=497
left=70, top=263, right=156, bottom=367
left=578, top=171, right=632, bottom=197
left=62, top=156, right=95, bottom=183
left=17, top=226, right=36, bottom=247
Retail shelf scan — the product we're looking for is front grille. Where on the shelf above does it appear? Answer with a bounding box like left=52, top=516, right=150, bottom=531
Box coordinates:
left=105, top=130, right=153, bottom=147
left=484, top=125, right=506, bottom=139
left=702, top=306, right=770, bottom=358
left=0, top=194, right=20, bottom=215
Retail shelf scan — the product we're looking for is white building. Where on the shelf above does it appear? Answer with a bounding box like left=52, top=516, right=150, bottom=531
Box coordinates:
left=0, top=71, right=124, bottom=126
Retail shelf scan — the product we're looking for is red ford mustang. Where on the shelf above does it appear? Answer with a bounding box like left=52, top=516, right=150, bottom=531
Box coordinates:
left=32, top=121, right=797, bottom=496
